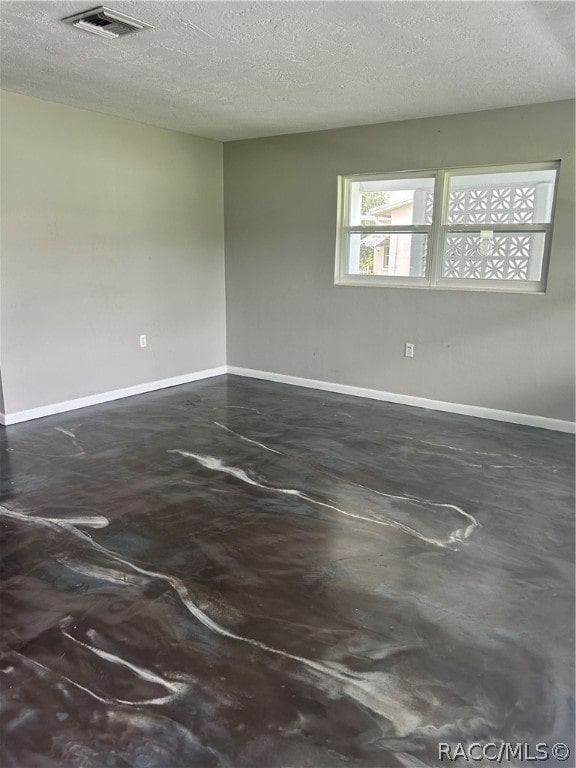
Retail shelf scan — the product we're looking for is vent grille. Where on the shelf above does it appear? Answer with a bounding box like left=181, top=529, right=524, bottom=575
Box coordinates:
left=62, top=6, right=153, bottom=38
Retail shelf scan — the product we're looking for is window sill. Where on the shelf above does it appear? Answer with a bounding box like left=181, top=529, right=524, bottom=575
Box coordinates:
left=335, top=278, right=546, bottom=294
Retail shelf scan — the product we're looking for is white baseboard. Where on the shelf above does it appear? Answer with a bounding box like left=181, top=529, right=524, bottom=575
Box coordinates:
left=227, top=366, right=575, bottom=434
left=2, top=364, right=573, bottom=433
left=0, top=366, right=227, bottom=425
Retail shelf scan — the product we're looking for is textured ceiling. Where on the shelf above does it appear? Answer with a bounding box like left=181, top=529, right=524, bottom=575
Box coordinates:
left=0, top=1, right=574, bottom=141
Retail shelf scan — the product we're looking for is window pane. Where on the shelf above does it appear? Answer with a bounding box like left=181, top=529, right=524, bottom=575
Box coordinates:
left=349, top=177, right=435, bottom=226
left=348, top=233, right=428, bottom=277
left=442, top=231, right=546, bottom=281
left=447, top=169, right=557, bottom=225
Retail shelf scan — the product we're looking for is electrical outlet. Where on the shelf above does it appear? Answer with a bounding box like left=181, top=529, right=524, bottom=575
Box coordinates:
left=405, top=343, right=414, bottom=358
left=140, top=334, right=147, bottom=348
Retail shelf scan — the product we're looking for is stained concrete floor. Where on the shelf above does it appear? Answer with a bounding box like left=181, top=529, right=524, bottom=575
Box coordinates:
left=0, top=375, right=574, bottom=768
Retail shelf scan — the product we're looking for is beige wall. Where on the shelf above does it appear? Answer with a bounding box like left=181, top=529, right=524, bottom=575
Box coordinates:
left=224, top=101, right=575, bottom=423
left=0, top=91, right=226, bottom=414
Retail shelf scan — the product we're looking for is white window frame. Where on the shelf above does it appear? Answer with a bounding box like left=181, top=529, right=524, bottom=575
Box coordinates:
left=335, top=161, right=560, bottom=293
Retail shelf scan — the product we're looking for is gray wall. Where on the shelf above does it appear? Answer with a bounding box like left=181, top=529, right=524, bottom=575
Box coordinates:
left=2, top=94, right=574, bottom=423
left=0, top=367, right=5, bottom=415
left=1, top=91, right=226, bottom=414
left=224, top=101, right=575, bottom=422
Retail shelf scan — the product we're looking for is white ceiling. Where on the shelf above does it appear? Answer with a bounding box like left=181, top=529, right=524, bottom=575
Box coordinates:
left=0, top=1, right=574, bottom=141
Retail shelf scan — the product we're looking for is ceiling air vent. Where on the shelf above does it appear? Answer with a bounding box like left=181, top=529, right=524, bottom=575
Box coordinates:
left=62, top=6, right=153, bottom=39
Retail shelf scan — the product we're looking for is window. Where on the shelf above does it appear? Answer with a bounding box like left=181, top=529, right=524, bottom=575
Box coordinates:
left=335, top=162, right=559, bottom=292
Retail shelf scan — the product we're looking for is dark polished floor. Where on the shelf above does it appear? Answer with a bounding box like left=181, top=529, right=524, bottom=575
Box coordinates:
left=0, top=375, right=574, bottom=768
